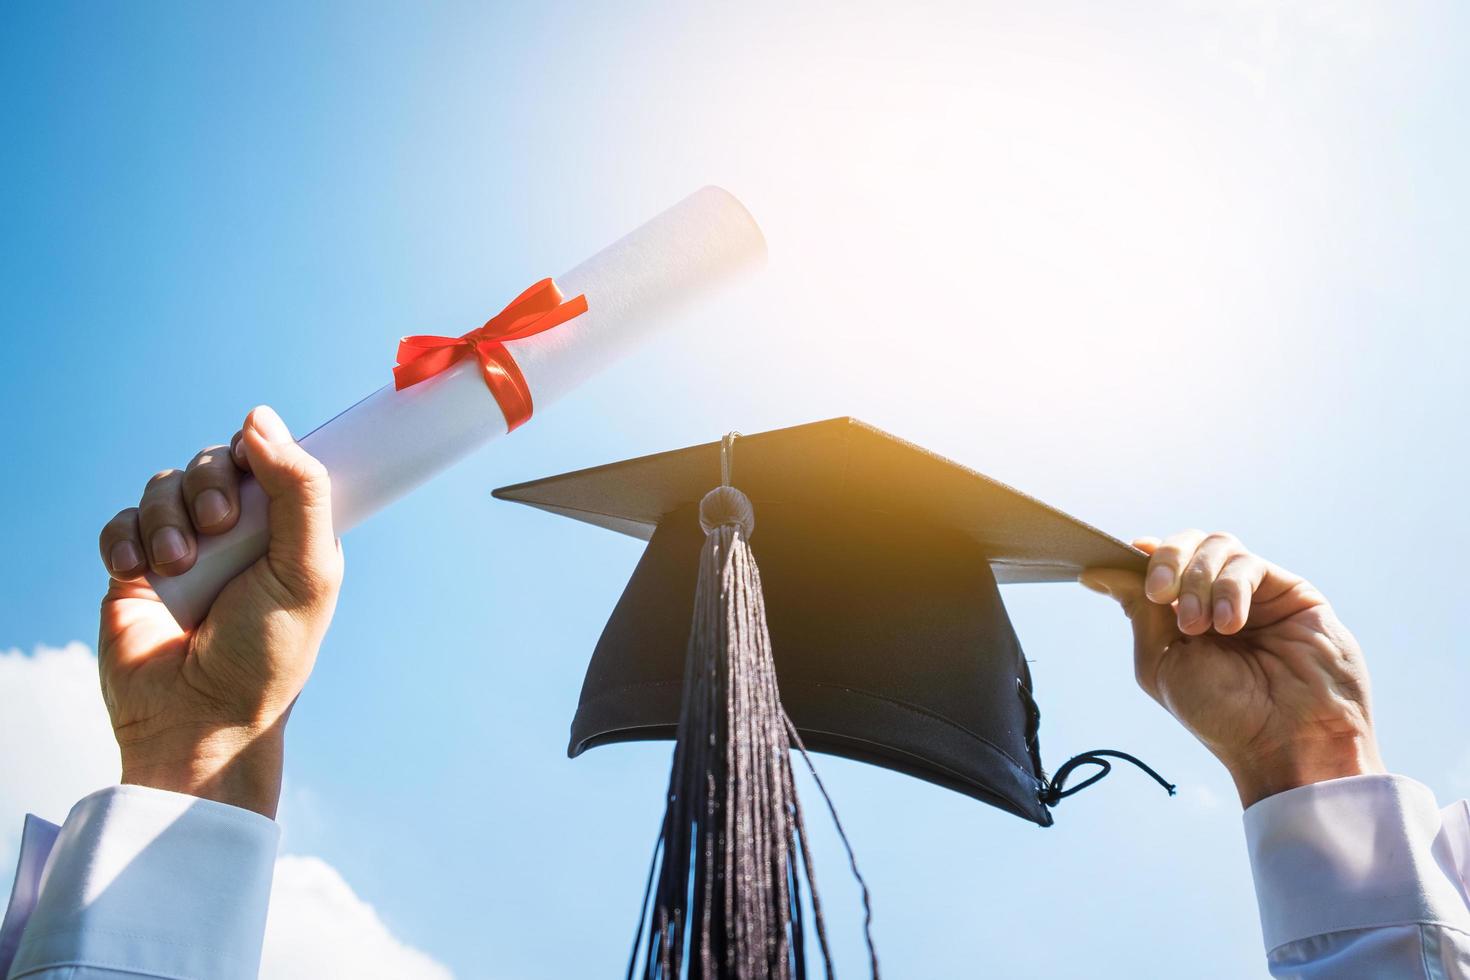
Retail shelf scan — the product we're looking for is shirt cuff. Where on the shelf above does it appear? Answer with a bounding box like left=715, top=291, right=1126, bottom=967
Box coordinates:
left=1244, top=773, right=1470, bottom=952
left=0, top=814, right=61, bottom=975
left=7, top=784, right=280, bottom=980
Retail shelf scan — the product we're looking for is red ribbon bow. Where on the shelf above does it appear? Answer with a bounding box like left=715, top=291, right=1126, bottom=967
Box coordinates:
left=392, top=279, right=588, bottom=432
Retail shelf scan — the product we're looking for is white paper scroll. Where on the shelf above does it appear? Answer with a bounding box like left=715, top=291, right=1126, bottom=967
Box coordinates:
left=149, top=186, right=767, bottom=629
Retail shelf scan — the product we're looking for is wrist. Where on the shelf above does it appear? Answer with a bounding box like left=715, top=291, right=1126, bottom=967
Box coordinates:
left=1227, top=733, right=1385, bottom=809
left=120, top=725, right=286, bottom=819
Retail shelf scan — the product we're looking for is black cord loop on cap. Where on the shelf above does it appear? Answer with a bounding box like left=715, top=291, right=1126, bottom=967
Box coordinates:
left=1039, top=749, right=1176, bottom=807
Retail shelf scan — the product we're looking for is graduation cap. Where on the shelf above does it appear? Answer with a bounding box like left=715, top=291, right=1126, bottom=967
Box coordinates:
left=494, top=417, right=1174, bottom=976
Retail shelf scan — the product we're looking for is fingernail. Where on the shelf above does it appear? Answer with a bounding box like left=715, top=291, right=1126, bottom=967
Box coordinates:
left=193, top=488, right=230, bottom=527
left=1214, top=598, right=1233, bottom=628
left=251, top=405, right=290, bottom=443
left=109, top=541, right=142, bottom=574
left=1179, top=593, right=1202, bottom=625
left=151, top=527, right=188, bottom=565
left=1145, top=564, right=1173, bottom=597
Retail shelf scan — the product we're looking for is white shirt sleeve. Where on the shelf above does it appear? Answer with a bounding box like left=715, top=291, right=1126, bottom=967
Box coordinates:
left=1, top=785, right=279, bottom=980
left=1245, top=774, right=1470, bottom=978
left=8, top=773, right=1470, bottom=978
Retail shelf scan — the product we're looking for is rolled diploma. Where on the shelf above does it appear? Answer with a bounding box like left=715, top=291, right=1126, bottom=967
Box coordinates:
left=149, top=186, right=766, bottom=629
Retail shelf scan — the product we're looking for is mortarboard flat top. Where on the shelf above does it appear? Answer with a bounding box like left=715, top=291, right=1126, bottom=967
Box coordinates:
left=493, top=417, right=1144, bottom=583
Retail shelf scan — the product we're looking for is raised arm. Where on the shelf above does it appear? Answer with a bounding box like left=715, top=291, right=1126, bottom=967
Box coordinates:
left=1085, top=532, right=1470, bottom=978
left=2, top=406, right=342, bottom=980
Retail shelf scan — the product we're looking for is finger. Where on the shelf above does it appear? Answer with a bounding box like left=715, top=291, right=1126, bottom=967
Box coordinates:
left=239, top=405, right=341, bottom=607
left=1142, top=529, right=1208, bottom=605
left=182, top=444, right=242, bottom=534
left=1079, top=567, right=1182, bottom=699
left=229, top=429, right=252, bottom=473
left=137, top=469, right=197, bottom=576
left=98, top=508, right=146, bottom=580
left=99, top=576, right=181, bottom=675
left=1132, top=536, right=1161, bottom=554
left=1212, top=552, right=1269, bottom=634
left=104, top=575, right=165, bottom=604
left=1177, top=532, right=1243, bottom=636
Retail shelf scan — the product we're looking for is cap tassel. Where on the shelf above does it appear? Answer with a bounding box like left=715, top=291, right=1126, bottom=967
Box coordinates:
left=628, top=435, right=879, bottom=979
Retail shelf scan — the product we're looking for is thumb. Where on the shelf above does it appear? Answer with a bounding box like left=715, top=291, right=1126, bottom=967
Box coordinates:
left=1079, top=567, right=1180, bottom=698
left=240, top=405, right=340, bottom=605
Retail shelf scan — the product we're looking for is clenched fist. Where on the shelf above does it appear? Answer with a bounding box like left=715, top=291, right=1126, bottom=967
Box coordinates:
left=1082, top=531, right=1385, bottom=808
left=97, top=406, right=342, bottom=818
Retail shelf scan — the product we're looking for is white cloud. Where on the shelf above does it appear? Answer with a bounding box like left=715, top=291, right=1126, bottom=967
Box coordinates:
left=0, top=643, right=120, bottom=849
left=0, top=642, right=452, bottom=980
left=263, top=857, right=452, bottom=980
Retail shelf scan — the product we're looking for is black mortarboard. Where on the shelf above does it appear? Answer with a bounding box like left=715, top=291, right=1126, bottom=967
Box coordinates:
left=494, top=417, right=1154, bottom=829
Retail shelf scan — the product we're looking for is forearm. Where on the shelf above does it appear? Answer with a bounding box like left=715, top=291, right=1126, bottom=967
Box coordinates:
left=1227, top=731, right=1386, bottom=809
left=119, top=725, right=286, bottom=819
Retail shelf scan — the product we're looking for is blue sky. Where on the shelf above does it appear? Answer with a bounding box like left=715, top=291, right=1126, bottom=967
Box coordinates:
left=2, top=2, right=1468, bottom=977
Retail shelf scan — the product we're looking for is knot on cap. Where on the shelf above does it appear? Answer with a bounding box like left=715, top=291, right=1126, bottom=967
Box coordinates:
left=699, top=486, right=756, bottom=538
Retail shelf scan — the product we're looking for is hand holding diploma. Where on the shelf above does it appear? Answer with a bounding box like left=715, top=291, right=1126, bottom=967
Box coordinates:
left=81, top=186, right=767, bottom=817
left=147, top=186, right=766, bottom=630
left=97, top=406, right=340, bottom=819
left=77, top=186, right=766, bottom=822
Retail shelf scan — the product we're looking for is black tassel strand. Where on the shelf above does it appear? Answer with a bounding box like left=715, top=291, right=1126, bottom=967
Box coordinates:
left=628, top=457, right=879, bottom=979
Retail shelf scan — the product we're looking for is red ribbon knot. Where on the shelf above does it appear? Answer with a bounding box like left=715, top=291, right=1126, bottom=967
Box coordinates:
left=392, top=278, right=588, bottom=432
